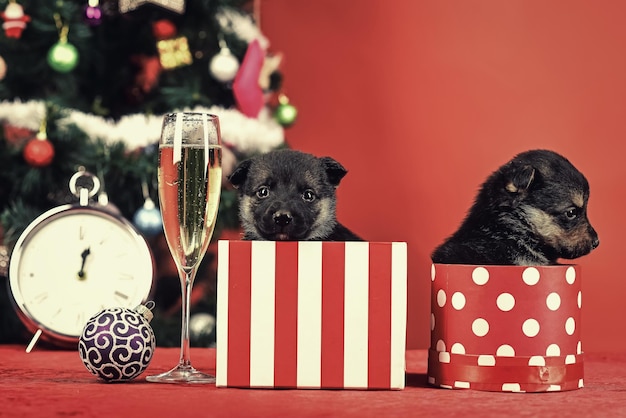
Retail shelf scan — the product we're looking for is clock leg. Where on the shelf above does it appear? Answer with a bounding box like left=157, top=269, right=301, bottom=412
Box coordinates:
left=25, top=328, right=43, bottom=353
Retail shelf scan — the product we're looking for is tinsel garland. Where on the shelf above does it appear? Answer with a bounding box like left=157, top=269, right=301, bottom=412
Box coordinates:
left=216, top=7, right=269, bottom=50
left=0, top=100, right=284, bottom=153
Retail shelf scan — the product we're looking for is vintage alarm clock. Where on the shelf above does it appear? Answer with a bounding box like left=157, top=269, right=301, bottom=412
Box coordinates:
left=8, top=169, right=155, bottom=352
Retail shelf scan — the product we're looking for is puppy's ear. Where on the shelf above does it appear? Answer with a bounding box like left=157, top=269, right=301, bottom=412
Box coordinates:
left=319, top=157, right=347, bottom=186
left=227, top=159, right=252, bottom=189
left=504, top=163, right=536, bottom=194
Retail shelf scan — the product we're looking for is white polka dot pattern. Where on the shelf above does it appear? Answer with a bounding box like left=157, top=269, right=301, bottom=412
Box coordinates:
left=477, top=355, right=495, bottom=366
left=472, top=318, right=489, bottom=337
left=522, top=318, right=540, bottom=337
left=496, top=293, right=515, bottom=311
left=546, top=293, right=561, bottom=311
left=451, top=343, right=465, bottom=354
left=522, top=267, right=541, bottom=285
left=565, top=317, right=576, bottom=335
left=502, top=383, right=521, bottom=392
left=546, top=344, right=560, bottom=357
left=496, top=344, right=515, bottom=357
left=472, top=267, right=489, bottom=285
left=428, top=264, right=583, bottom=393
left=451, top=292, right=466, bottom=310
left=436, top=289, right=446, bottom=307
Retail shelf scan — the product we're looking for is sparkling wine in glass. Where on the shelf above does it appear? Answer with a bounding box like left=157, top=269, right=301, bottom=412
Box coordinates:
left=146, top=112, right=222, bottom=384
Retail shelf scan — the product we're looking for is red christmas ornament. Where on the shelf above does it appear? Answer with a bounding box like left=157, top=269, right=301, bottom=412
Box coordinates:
left=3, top=123, right=34, bottom=147
left=132, top=55, right=162, bottom=93
left=152, top=19, right=177, bottom=40
left=1, top=2, right=31, bottom=39
left=233, top=39, right=265, bottom=118
left=23, top=136, right=55, bottom=167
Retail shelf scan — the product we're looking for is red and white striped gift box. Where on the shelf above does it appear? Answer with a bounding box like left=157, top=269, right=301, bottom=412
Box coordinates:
left=216, top=240, right=407, bottom=390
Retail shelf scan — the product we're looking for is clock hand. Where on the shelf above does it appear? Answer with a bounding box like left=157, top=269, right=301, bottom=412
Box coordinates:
left=77, top=247, right=91, bottom=280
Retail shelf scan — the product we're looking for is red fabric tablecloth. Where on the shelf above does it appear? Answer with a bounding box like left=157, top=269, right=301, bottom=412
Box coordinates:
left=1, top=346, right=625, bottom=417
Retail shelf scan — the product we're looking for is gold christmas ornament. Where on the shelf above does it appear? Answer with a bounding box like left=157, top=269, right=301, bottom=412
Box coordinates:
left=119, top=0, right=185, bottom=14
left=157, top=36, right=192, bottom=70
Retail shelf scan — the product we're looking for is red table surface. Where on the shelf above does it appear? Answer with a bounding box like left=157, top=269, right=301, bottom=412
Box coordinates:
left=1, top=346, right=625, bottom=417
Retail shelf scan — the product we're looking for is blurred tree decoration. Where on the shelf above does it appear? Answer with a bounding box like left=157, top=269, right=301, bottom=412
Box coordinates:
left=0, top=0, right=295, bottom=346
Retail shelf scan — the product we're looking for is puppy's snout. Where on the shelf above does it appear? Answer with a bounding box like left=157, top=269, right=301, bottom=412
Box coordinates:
left=273, top=212, right=293, bottom=227
left=590, top=227, right=600, bottom=249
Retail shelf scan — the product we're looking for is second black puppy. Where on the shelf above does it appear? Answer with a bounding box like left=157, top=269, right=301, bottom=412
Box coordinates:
left=431, top=149, right=599, bottom=265
left=228, top=149, right=361, bottom=241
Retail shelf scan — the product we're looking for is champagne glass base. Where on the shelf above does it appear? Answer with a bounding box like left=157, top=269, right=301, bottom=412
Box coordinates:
left=146, top=365, right=215, bottom=384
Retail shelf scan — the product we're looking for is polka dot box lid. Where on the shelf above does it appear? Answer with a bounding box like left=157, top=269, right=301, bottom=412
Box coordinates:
left=428, top=264, right=583, bottom=392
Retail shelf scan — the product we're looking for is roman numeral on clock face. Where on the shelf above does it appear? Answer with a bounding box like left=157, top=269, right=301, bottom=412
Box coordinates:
left=76, top=312, right=85, bottom=328
left=114, top=290, right=129, bottom=304
left=30, top=292, right=49, bottom=305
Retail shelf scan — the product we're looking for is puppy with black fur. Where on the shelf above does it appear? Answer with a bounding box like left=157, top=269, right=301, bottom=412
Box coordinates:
left=228, top=149, right=361, bottom=241
left=431, top=149, right=599, bottom=265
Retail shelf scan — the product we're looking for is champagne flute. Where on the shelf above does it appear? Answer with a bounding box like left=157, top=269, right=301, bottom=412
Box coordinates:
left=146, top=112, right=222, bottom=384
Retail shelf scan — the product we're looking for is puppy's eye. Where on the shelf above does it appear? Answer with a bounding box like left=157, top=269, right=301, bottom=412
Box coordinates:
left=565, top=208, right=579, bottom=220
left=256, top=186, right=270, bottom=199
left=302, top=189, right=316, bottom=202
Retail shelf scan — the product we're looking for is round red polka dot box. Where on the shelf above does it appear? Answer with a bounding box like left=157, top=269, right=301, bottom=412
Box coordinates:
left=428, top=264, right=583, bottom=392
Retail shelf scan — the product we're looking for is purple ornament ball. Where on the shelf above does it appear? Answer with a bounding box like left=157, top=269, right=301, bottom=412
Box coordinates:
left=84, top=4, right=103, bottom=26
left=78, top=305, right=156, bottom=382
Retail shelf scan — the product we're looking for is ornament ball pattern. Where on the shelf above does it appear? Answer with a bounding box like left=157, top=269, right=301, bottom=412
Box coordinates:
left=79, top=307, right=156, bottom=382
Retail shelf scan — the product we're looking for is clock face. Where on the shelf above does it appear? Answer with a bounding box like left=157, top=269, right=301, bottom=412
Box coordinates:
left=9, top=206, right=154, bottom=340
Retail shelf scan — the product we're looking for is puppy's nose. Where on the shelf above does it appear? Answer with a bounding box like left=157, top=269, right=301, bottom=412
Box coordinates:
left=274, top=212, right=293, bottom=227
left=592, top=236, right=600, bottom=249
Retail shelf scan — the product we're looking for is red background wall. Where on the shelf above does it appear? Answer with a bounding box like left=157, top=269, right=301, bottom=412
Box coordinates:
left=260, top=0, right=626, bottom=353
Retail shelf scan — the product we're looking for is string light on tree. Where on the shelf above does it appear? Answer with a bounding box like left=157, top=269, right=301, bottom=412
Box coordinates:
left=47, top=13, right=79, bottom=73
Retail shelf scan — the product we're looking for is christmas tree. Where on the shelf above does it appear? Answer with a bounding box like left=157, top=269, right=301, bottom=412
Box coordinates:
left=0, top=0, right=296, bottom=346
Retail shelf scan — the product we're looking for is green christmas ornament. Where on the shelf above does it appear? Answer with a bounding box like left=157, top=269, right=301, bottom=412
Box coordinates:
left=48, top=40, right=79, bottom=73
left=274, top=94, right=298, bottom=127
left=48, top=14, right=79, bottom=73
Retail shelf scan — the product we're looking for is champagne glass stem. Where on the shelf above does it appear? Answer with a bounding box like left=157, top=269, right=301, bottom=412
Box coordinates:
left=178, top=268, right=195, bottom=369
left=146, top=263, right=214, bottom=383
